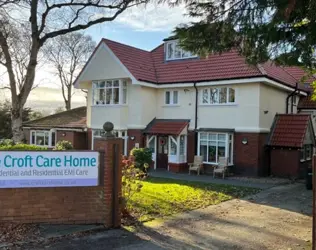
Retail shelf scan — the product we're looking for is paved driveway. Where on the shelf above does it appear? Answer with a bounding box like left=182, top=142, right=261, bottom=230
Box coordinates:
left=25, top=183, right=312, bottom=250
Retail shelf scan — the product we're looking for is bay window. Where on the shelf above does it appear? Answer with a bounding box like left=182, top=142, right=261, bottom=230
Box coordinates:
left=168, top=134, right=187, bottom=163
left=30, top=130, right=56, bottom=147
left=201, top=87, right=236, bottom=104
left=198, top=132, right=233, bottom=164
left=92, top=79, right=127, bottom=105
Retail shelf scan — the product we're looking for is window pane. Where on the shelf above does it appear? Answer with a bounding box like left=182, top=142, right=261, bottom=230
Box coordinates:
left=123, top=80, right=127, bottom=87
left=106, top=88, right=112, bottom=104
left=200, top=142, right=208, bottom=162
left=208, top=133, right=217, bottom=141
left=98, top=89, right=105, bottom=104
left=180, top=135, right=185, bottom=155
left=210, top=88, right=219, bottom=104
left=36, top=131, right=45, bottom=146
left=202, top=89, right=208, bottom=104
left=106, top=81, right=112, bottom=87
left=44, top=132, right=49, bottom=146
left=170, top=137, right=177, bottom=155
left=167, top=43, right=173, bottom=59
left=122, top=87, right=127, bottom=104
left=208, top=145, right=216, bottom=162
left=173, top=91, right=178, bottom=104
left=31, top=131, right=35, bottom=144
left=218, top=141, right=226, bottom=159
left=99, top=81, right=105, bottom=88
left=219, top=88, right=227, bottom=103
left=148, top=137, right=155, bottom=153
left=113, top=80, right=119, bottom=87
left=174, top=44, right=181, bottom=59
left=182, top=49, right=191, bottom=58
left=51, top=132, right=56, bottom=146
left=165, top=91, right=170, bottom=104
left=200, top=133, right=207, bottom=140
left=218, top=134, right=226, bottom=141
left=113, top=87, right=119, bottom=104
left=229, top=88, right=235, bottom=103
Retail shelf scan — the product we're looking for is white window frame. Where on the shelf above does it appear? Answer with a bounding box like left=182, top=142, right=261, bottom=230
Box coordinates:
left=197, top=132, right=234, bottom=165
left=168, top=134, right=187, bottom=164
left=30, top=129, right=56, bottom=148
left=92, top=129, right=128, bottom=155
left=165, top=40, right=197, bottom=61
left=301, top=144, right=313, bottom=161
left=200, top=87, right=236, bottom=105
left=92, top=79, right=127, bottom=106
left=164, top=90, right=179, bottom=105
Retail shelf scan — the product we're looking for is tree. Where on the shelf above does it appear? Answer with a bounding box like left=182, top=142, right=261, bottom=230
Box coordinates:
left=45, top=32, right=95, bottom=110
left=174, top=0, right=316, bottom=71
left=0, top=0, right=147, bottom=142
left=0, top=101, right=35, bottom=139
left=54, top=106, right=65, bottom=114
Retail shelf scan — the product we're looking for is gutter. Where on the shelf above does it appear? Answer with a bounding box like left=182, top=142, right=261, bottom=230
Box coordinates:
left=286, top=82, right=298, bottom=114
left=194, top=82, right=198, bottom=155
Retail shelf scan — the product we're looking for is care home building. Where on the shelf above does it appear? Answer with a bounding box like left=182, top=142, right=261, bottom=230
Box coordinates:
left=73, top=37, right=315, bottom=176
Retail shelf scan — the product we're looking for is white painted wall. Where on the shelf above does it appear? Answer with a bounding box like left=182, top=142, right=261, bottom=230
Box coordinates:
left=198, top=83, right=260, bottom=131
left=140, top=86, right=157, bottom=127
left=79, top=44, right=130, bottom=82
left=259, top=83, right=291, bottom=131
left=156, top=88, right=195, bottom=129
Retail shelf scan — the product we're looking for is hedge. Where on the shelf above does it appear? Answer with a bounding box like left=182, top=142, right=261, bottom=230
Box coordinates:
left=0, top=144, right=48, bottom=151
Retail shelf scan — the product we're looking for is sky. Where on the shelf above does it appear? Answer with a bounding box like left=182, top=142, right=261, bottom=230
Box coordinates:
left=0, top=3, right=196, bottom=111
left=85, top=3, right=195, bottom=51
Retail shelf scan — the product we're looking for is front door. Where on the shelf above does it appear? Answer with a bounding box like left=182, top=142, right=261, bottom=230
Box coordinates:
left=157, top=136, right=168, bottom=169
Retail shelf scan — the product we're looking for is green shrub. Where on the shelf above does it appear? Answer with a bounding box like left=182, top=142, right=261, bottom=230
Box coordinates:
left=130, top=147, right=152, bottom=172
left=121, top=155, right=146, bottom=217
left=53, top=140, right=73, bottom=150
left=0, top=144, right=47, bottom=151
left=0, top=139, right=15, bottom=147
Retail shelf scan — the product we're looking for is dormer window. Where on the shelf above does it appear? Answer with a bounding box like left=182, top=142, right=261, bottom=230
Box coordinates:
left=165, top=40, right=195, bottom=61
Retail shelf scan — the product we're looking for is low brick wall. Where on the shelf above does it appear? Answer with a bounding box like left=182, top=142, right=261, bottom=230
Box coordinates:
left=0, top=137, right=123, bottom=227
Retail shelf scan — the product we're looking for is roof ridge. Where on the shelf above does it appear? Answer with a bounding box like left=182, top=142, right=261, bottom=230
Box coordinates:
left=256, top=63, right=267, bottom=75
left=150, top=43, right=164, bottom=53
left=102, top=38, right=151, bottom=53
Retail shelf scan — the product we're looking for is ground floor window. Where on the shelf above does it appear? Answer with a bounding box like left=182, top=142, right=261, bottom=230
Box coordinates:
left=198, top=132, right=233, bottom=164
left=30, top=130, right=56, bottom=147
left=301, top=144, right=313, bottom=161
left=92, top=129, right=128, bottom=155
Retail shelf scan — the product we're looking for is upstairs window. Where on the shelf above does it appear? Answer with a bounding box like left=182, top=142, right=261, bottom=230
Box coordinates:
left=201, top=87, right=236, bottom=105
left=165, top=40, right=196, bottom=61
left=92, top=79, right=127, bottom=105
left=165, top=90, right=178, bottom=105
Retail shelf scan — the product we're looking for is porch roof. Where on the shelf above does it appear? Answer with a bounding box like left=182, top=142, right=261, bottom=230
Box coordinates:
left=267, top=114, right=314, bottom=148
left=144, top=119, right=189, bottom=135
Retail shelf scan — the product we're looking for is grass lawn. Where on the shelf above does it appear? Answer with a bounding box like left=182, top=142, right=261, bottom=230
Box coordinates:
left=127, top=177, right=260, bottom=222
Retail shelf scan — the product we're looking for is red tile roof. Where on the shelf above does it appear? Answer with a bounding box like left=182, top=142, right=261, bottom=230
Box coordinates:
left=98, top=39, right=313, bottom=90
left=298, top=96, right=316, bottom=109
left=268, top=114, right=311, bottom=148
left=144, top=119, right=189, bottom=135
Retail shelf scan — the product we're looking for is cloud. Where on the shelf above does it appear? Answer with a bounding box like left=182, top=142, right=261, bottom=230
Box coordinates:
left=115, top=3, right=197, bottom=32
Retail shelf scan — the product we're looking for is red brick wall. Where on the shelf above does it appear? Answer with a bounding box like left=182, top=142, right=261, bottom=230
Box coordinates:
left=187, top=131, right=196, bottom=164
left=73, top=132, right=88, bottom=150
left=56, top=130, right=75, bottom=145
left=87, top=129, right=93, bottom=150
left=234, top=132, right=269, bottom=176
left=270, top=148, right=301, bottom=178
left=0, top=138, right=123, bottom=226
left=127, top=129, right=144, bottom=153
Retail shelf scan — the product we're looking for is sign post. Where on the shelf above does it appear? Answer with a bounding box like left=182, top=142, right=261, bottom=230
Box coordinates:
left=0, top=151, right=99, bottom=188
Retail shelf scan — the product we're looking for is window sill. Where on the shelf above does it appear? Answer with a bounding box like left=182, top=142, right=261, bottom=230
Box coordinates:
left=92, top=104, right=128, bottom=107
left=301, top=158, right=312, bottom=162
left=199, top=103, right=237, bottom=107
left=162, top=104, right=180, bottom=107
